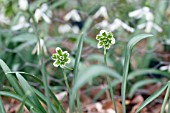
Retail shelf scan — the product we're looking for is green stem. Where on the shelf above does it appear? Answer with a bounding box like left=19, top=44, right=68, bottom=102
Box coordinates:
left=76, top=92, right=82, bottom=113
left=168, top=99, right=170, bottom=113
left=104, top=48, right=117, bottom=113
left=161, top=83, right=170, bottom=113
left=0, top=96, right=5, bottom=113
left=62, top=69, right=71, bottom=92
left=28, top=10, right=52, bottom=113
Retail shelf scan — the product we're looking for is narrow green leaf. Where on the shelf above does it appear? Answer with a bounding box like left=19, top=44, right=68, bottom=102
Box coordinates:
left=16, top=73, right=46, bottom=113
left=121, top=34, right=153, bottom=113
left=129, top=79, right=160, bottom=98
left=160, top=82, right=170, bottom=113
left=0, top=59, right=24, bottom=95
left=136, top=83, right=168, bottom=113
left=128, top=69, right=170, bottom=80
left=0, top=91, right=38, bottom=112
left=0, top=96, right=5, bottom=113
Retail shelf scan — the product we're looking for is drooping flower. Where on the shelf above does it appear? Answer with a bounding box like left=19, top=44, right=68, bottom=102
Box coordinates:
left=51, top=47, right=71, bottom=68
left=129, top=7, right=162, bottom=33
left=96, top=30, right=115, bottom=49
left=32, top=38, right=47, bottom=55
left=64, top=9, right=81, bottom=22
left=93, top=6, right=109, bottom=20
left=34, top=3, right=52, bottom=24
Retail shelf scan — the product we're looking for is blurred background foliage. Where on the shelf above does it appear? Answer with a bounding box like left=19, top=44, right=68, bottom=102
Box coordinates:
left=0, top=0, right=170, bottom=96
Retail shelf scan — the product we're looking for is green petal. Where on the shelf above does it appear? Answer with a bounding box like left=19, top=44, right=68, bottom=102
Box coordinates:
left=56, top=47, right=63, bottom=56
left=51, top=54, right=57, bottom=60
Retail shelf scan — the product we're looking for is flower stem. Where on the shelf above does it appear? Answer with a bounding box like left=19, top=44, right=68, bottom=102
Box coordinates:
left=104, top=48, right=117, bottom=113
left=62, top=69, right=71, bottom=92
left=28, top=10, right=52, bottom=113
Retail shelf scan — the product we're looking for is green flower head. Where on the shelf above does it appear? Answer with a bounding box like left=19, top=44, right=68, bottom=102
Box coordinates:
left=51, top=47, right=71, bottom=68
left=96, top=30, right=115, bottom=49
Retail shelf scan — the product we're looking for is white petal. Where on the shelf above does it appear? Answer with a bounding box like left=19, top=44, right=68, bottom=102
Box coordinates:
left=160, top=66, right=168, bottom=71
left=42, top=13, right=51, bottom=24
left=99, top=30, right=107, bottom=35
left=145, top=21, right=153, bottom=33
left=97, top=43, right=103, bottom=48
left=34, top=9, right=42, bottom=23
left=121, top=22, right=135, bottom=32
left=72, top=26, right=80, bottom=34
left=93, top=6, right=109, bottom=19
left=153, top=23, right=163, bottom=32
left=58, top=24, right=71, bottom=34
left=96, top=20, right=109, bottom=28
left=40, top=4, right=48, bottom=12
left=53, top=61, right=59, bottom=67
left=18, top=0, right=28, bottom=11
left=56, top=47, right=61, bottom=52
left=66, top=58, right=71, bottom=64
left=64, top=9, right=81, bottom=21
left=108, top=19, right=121, bottom=31
left=111, top=38, right=115, bottom=44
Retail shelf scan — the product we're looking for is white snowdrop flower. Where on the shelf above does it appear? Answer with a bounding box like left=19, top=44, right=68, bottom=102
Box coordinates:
left=32, top=39, right=47, bottom=55
left=72, top=26, right=80, bottom=34
left=108, top=18, right=134, bottom=32
left=18, top=0, right=28, bottom=11
left=64, top=9, right=81, bottom=22
left=137, top=21, right=162, bottom=33
left=130, top=7, right=162, bottom=33
left=160, top=65, right=170, bottom=72
left=11, top=16, right=30, bottom=31
left=58, top=24, right=71, bottom=34
left=0, top=11, right=10, bottom=25
left=128, top=7, right=150, bottom=19
left=95, top=20, right=109, bottom=29
left=34, top=3, right=51, bottom=24
left=55, top=91, right=67, bottom=101
left=93, top=6, right=109, bottom=20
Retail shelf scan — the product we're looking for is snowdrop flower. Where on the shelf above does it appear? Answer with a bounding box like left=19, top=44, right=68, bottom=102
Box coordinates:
left=51, top=47, right=71, bottom=68
left=129, top=7, right=162, bottom=33
left=0, top=11, right=10, bottom=25
left=64, top=9, right=81, bottom=22
left=129, top=7, right=150, bottom=19
left=160, top=65, right=170, bottom=72
left=34, top=4, right=52, bottom=23
left=96, top=30, right=115, bottom=49
left=108, top=18, right=134, bottom=32
left=93, top=6, right=109, bottom=20
left=11, top=16, right=30, bottom=31
left=32, top=38, right=47, bottom=55
left=18, top=0, right=28, bottom=11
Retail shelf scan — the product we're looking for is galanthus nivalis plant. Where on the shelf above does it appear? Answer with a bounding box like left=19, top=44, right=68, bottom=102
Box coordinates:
left=51, top=47, right=71, bottom=68
left=96, top=30, right=115, bottom=50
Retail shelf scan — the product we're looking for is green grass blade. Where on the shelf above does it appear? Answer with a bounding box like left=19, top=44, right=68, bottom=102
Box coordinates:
left=128, top=79, right=160, bottom=98
left=121, top=34, right=153, bottom=113
left=0, top=59, right=24, bottom=95
left=16, top=73, right=46, bottom=113
left=160, top=82, right=170, bottom=113
left=0, top=91, right=37, bottom=112
left=74, top=34, right=84, bottom=113
left=128, top=69, right=170, bottom=80
left=136, top=83, right=168, bottom=113
left=0, top=96, right=6, bottom=113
